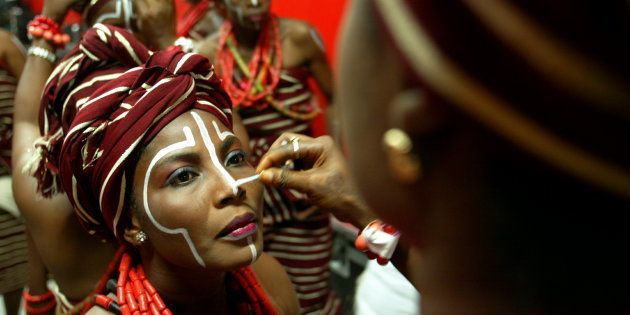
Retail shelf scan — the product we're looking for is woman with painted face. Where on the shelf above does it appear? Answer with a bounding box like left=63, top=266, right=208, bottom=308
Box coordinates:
left=12, top=0, right=204, bottom=312
left=258, top=0, right=630, bottom=314
left=196, top=2, right=338, bottom=313
left=21, top=23, right=299, bottom=314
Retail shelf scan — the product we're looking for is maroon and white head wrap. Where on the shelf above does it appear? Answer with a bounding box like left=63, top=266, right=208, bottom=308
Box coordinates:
left=29, top=23, right=233, bottom=238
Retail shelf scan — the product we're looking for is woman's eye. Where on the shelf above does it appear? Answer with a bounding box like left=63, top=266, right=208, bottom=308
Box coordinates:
left=225, top=150, right=246, bottom=167
left=166, top=167, right=198, bottom=187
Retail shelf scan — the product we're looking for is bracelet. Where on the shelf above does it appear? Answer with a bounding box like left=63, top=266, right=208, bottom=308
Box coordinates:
left=22, top=288, right=54, bottom=303
left=22, top=288, right=57, bottom=314
left=28, top=46, right=57, bottom=64
left=27, top=15, right=71, bottom=48
left=24, top=299, right=56, bottom=314
left=354, top=219, right=401, bottom=265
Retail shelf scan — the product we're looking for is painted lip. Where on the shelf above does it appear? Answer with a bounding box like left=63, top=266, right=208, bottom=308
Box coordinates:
left=247, top=14, right=265, bottom=23
left=219, top=213, right=257, bottom=241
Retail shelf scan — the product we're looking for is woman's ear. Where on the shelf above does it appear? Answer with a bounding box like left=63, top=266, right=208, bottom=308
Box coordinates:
left=388, top=88, right=449, bottom=137
left=123, top=214, right=146, bottom=246
left=383, top=88, right=448, bottom=184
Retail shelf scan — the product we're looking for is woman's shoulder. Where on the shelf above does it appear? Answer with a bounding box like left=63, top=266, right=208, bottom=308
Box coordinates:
left=279, top=18, right=317, bottom=45
left=251, top=252, right=300, bottom=315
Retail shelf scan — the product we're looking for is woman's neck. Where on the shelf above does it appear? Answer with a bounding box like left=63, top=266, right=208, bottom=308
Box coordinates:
left=140, top=251, right=229, bottom=314
left=232, top=22, right=262, bottom=49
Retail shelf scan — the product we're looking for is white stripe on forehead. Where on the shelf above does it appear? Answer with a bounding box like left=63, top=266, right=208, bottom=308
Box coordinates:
left=212, top=120, right=235, bottom=141
left=143, top=126, right=207, bottom=267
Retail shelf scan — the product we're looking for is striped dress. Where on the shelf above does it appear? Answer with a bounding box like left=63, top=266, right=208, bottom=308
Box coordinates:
left=0, top=64, right=28, bottom=294
left=240, top=67, right=341, bottom=315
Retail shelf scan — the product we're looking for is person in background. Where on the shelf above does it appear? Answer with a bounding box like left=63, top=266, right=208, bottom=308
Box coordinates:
left=257, top=0, right=630, bottom=313
left=176, top=0, right=223, bottom=40
left=197, top=1, right=338, bottom=313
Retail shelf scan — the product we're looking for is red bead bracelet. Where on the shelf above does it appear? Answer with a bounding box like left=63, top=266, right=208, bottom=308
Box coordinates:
left=27, top=15, right=71, bottom=48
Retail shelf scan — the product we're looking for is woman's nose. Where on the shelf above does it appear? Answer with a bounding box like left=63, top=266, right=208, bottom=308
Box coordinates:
left=214, top=183, right=246, bottom=207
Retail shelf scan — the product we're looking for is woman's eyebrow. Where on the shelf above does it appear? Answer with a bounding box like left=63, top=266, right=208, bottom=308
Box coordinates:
left=220, top=135, right=238, bottom=157
left=155, top=151, right=200, bottom=169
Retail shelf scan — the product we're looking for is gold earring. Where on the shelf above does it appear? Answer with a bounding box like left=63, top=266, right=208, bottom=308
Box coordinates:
left=382, top=128, right=422, bottom=183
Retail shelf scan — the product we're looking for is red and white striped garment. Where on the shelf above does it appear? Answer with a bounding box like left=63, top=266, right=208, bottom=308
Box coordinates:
left=240, top=66, right=341, bottom=315
left=0, top=64, right=27, bottom=294
left=0, top=65, right=16, bottom=176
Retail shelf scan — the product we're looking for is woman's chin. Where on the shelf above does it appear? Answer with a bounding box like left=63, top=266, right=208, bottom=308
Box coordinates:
left=202, top=239, right=263, bottom=271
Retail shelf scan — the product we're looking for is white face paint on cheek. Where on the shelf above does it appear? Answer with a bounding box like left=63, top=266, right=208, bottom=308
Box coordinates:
left=247, top=236, right=258, bottom=264
left=142, top=126, right=207, bottom=267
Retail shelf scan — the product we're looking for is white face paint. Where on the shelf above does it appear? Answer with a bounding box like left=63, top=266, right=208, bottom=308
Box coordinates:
left=310, top=29, right=325, bottom=52
left=94, top=0, right=135, bottom=31
left=142, top=112, right=260, bottom=268
left=191, top=112, right=259, bottom=196
left=143, top=126, right=207, bottom=267
left=247, top=236, right=258, bottom=264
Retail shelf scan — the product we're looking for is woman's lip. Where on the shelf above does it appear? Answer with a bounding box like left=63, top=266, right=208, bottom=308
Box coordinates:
left=250, top=15, right=263, bottom=21
left=218, top=213, right=256, bottom=239
left=222, top=222, right=257, bottom=241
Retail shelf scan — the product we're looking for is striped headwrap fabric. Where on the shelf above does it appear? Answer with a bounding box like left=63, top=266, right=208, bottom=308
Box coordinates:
left=30, top=23, right=233, bottom=238
left=373, top=0, right=630, bottom=199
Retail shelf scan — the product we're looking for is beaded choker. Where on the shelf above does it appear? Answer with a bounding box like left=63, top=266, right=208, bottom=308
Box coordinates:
left=85, top=247, right=278, bottom=314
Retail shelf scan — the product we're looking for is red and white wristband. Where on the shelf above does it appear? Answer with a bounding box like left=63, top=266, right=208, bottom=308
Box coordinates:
left=354, top=219, right=401, bottom=265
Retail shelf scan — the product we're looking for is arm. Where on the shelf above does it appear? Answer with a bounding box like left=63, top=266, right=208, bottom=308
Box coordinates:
left=0, top=30, right=26, bottom=79
left=12, top=0, right=76, bottom=245
left=25, top=231, right=53, bottom=315
left=256, top=133, right=374, bottom=228
left=134, top=0, right=177, bottom=50
left=256, top=133, right=420, bottom=288
left=294, top=23, right=333, bottom=100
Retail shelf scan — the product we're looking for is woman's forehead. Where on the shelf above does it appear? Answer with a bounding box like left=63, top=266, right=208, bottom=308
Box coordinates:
left=145, top=111, right=230, bottom=152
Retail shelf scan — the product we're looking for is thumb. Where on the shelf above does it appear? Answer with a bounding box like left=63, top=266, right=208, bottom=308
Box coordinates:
left=259, top=168, right=312, bottom=193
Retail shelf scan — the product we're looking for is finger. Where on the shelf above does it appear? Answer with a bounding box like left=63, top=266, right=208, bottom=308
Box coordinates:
left=267, top=132, right=312, bottom=151
left=259, top=167, right=313, bottom=193
left=255, top=139, right=325, bottom=173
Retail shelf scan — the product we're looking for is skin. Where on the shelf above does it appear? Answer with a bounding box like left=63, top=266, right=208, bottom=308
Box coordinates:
left=123, top=110, right=298, bottom=314
left=86, top=0, right=177, bottom=50
left=0, top=30, right=25, bottom=79
left=12, top=0, right=176, bottom=302
left=259, top=0, right=630, bottom=314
